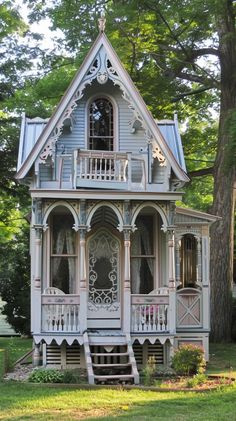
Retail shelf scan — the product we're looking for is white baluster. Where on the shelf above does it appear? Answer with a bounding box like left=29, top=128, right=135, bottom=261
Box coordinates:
left=147, top=305, right=151, bottom=331
left=153, top=305, right=157, bottom=332
left=138, top=305, right=142, bottom=331
left=72, top=305, right=76, bottom=331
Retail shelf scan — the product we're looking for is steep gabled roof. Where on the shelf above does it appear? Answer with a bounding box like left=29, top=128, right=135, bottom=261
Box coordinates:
left=16, top=32, right=189, bottom=182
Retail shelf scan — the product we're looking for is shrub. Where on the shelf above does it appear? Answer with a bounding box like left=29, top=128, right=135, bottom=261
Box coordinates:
left=155, top=364, right=176, bottom=378
left=142, top=355, right=156, bottom=385
left=62, top=369, right=81, bottom=384
left=171, top=344, right=206, bottom=376
left=28, top=368, right=84, bottom=384
left=28, top=368, right=64, bottom=383
left=186, top=373, right=207, bottom=388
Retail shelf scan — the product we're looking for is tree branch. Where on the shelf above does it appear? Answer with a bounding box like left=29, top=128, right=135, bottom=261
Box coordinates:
left=172, top=86, right=215, bottom=102
left=188, top=167, right=214, bottom=178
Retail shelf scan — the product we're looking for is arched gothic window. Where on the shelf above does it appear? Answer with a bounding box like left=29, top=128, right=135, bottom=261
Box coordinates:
left=89, top=98, right=114, bottom=151
left=131, top=213, right=155, bottom=294
left=50, top=207, right=77, bottom=294
left=180, top=234, right=197, bottom=288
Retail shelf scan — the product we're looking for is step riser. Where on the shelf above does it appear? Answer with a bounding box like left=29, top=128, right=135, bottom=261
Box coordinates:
left=83, top=332, right=139, bottom=385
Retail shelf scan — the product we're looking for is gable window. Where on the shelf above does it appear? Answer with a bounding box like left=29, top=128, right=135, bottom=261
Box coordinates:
left=131, top=214, right=154, bottom=294
left=50, top=208, right=77, bottom=294
left=89, top=98, right=114, bottom=151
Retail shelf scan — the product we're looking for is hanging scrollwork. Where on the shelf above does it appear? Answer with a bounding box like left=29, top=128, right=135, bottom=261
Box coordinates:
left=152, top=144, right=167, bottom=166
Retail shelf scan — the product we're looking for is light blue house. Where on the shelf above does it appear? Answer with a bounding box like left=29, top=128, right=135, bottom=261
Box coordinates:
left=16, top=19, right=218, bottom=384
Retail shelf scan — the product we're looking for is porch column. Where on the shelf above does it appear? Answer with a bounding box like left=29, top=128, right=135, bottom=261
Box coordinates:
left=79, top=226, right=87, bottom=333
left=201, top=227, right=210, bottom=330
left=33, top=225, right=42, bottom=334
left=167, top=228, right=176, bottom=334
left=175, top=238, right=181, bottom=287
left=123, top=227, right=132, bottom=333
left=196, top=236, right=202, bottom=286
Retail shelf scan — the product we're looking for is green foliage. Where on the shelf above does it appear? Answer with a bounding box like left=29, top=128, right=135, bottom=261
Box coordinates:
left=171, top=344, right=206, bottom=376
left=29, top=368, right=64, bottom=383
left=0, top=226, right=30, bottom=335
left=28, top=368, right=82, bottom=384
left=186, top=373, right=208, bottom=388
left=142, top=355, right=156, bottom=385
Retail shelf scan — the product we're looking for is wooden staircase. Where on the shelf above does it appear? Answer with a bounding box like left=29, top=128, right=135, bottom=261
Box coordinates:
left=83, top=331, right=139, bottom=385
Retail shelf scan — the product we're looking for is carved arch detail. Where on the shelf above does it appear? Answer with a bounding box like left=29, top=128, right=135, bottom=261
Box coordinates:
left=86, top=201, right=124, bottom=231
left=131, top=202, right=168, bottom=231
left=42, top=201, right=80, bottom=231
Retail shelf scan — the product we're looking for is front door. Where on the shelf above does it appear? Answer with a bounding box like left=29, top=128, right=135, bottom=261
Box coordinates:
left=87, top=229, right=121, bottom=328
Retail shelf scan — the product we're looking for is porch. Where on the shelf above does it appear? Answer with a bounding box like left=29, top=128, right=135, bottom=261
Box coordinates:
left=40, top=287, right=203, bottom=335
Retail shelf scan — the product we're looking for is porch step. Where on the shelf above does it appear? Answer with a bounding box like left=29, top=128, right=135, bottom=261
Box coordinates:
left=91, top=352, right=129, bottom=357
left=93, top=363, right=131, bottom=368
left=83, top=331, right=139, bottom=385
left=94, top=374, right=134, bottom=382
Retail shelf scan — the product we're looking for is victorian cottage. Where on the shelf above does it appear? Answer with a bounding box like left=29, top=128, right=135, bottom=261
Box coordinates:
left=16, top=18, right=218, bottom=384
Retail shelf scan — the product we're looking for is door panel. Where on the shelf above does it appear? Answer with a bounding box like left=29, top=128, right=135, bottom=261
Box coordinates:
left=87, top=229, right=121, bottom=328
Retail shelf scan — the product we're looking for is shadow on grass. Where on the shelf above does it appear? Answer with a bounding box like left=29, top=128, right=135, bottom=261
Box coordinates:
left=0, top=383, right=235, bottom=421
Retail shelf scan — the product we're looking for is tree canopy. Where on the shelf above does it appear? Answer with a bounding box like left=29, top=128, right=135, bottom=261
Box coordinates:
left=0, top=0, right=235, bottom=339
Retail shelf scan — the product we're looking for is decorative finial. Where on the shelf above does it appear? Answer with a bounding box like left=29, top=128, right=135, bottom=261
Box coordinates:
left=98, top=10, right=106, bottom=33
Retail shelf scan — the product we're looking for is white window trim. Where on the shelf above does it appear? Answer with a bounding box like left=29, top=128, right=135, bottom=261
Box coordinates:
left=85, top=93, right=119, bottom=151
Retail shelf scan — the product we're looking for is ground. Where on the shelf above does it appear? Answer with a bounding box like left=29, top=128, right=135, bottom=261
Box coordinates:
left=0, top=337, right=236, bottom=420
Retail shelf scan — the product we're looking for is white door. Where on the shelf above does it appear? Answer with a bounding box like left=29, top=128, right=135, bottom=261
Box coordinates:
left=87, top=229, right=121, bottom=328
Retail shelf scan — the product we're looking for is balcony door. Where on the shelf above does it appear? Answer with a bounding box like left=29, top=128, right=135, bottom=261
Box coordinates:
left=87, top=229, right=121, bottom=328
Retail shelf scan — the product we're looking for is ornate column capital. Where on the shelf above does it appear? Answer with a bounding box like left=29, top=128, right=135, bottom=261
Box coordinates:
left=33, top=224, right=43, bottom=239
left=78, top=225, right=89, bottom=238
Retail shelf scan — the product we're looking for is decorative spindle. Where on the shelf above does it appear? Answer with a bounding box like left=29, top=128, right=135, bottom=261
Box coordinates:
left=98, top=11, right=106, bottom=33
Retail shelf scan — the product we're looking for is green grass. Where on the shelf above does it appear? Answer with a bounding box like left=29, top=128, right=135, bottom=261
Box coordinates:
left=0, top=383, right=235, bottom=420
left=0, top=339, right=235, bottom=420
left=207, top=343, right=236, bottom=378
left=0, top=336, right=32, bottom=375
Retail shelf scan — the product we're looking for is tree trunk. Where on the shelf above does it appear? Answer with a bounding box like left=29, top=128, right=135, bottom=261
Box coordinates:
left=210, top=0, right=236, bottom=341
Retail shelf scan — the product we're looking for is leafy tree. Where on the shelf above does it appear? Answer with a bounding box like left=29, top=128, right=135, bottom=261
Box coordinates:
left=0, top=226, right=30, bottom=335
left=23, top=0, right=235, bottom=340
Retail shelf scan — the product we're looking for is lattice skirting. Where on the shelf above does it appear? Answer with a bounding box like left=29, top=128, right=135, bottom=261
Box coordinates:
left=133, top=339, right=164, bottom=369
left=43, top=340, right=82, bottom=368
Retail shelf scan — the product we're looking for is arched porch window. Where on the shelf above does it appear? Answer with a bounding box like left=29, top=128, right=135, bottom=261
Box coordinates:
left=50, top=207, right=77, bottom=293
left=89, top=97, right=114, bottom=151
left=131, top=213, right=155, bottom=294
left=180, top=234, right=197, bottom=288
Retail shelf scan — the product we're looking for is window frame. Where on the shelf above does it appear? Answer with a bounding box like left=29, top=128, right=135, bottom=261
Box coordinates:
left=86, top=94, right=118, bottom=152
left=130, top=212, right=158, bottom=294
left=49, top=209, right=78, bottom=294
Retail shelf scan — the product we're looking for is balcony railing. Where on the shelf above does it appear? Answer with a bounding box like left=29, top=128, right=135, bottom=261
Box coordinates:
left=41, top=293, right=80, bottom=333
left=72, top=149, right=147, bottom=190
left=131, top=294, right=169, bottom=333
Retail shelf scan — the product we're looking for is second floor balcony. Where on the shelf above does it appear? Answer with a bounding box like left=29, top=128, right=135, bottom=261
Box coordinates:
left=40, top=149, right=149, bottom=191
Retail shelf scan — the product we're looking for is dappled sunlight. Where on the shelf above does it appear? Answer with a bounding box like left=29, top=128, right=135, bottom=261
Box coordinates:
left=0, top=384, right=236, bottom=420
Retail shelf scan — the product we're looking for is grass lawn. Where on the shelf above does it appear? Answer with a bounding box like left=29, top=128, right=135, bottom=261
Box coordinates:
left=0, top=336, right=32, bottom=375
left=0, top=338, right=235, bottom=420
left=207, top=343, right=236, bottom=378
left=0, top=383, right=236, bottom=420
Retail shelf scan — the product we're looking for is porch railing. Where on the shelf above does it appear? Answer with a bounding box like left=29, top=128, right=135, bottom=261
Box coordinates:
left=41, top=294, right=80, bottom=333
left=176, top=288, right=202, bottom=328
left=131, top=294, right=169, bottom=333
